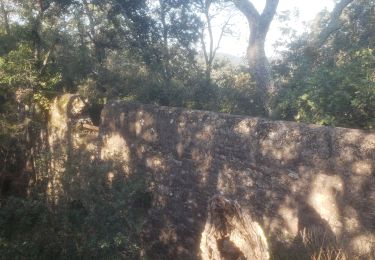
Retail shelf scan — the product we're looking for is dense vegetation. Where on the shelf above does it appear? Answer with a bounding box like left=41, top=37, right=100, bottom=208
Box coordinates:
left=0, top=157, right=151, bottom=258
left=272, top=0, right=375, bottom=129
left=0, top=0, right=374, bottom=258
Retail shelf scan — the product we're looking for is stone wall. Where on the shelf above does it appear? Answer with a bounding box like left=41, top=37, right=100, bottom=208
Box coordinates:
left=48, top=94, right=97, bottom=203
left=99, top=101, right=375, bottom=259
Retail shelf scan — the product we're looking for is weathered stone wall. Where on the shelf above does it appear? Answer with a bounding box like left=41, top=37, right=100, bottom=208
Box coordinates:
left=48, top=94, right=97, bottom=203
left=100, top=101, right=374, bottom=259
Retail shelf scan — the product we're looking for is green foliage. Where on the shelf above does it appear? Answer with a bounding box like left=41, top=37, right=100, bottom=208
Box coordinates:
left=0, top=0, right=374, bottom=258
left=272, top=0, right=375, bottom=130
left=0, top=165, right=151, bottom=259
left=0, top=42, right=61, bottom=109
left=274, top=48, right=375, bottom=129
left=213, top=63, right=266, bottom=116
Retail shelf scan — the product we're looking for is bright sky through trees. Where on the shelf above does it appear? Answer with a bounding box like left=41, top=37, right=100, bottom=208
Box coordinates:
left=217, top=0, right=334, bottom=57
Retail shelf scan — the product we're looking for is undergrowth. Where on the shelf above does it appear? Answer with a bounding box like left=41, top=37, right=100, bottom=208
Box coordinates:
left=0, top=159, right=152, bottom=259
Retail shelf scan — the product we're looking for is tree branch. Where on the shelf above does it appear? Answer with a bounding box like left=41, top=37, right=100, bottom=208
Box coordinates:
left=232, top=0, right=260, bottom=25
left=0, top=1, right=10, bottom=35
left=39, top=41, right=57, bottom=74
left=212, top=14, right=233, bottom=61
left=233, top=0, right=278, bottom=38
left=312, top=0, right=354, bottom=47
left=259, top=0, right=279, bottom=35
left=200, top=28, right=209, bottom=66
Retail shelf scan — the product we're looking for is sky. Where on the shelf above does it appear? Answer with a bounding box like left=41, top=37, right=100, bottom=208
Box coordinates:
left=214, top=0, right=335, bottom=58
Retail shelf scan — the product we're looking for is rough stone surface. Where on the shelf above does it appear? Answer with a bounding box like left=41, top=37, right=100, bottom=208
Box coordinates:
left=48, top=94, right=97, bottom=203
left=99, top=102, right=375, bottom=259
left=200, top=195, right=269, bottom=260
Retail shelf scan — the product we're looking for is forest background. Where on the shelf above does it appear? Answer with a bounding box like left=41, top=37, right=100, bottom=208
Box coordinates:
left=0, top=0, right=374, bottom=258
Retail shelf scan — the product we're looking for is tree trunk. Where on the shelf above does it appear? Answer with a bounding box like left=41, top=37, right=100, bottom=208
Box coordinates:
left=0, top=1, right=10, bottom=35
left=233, top=0, right=279, bottom=115
left=203, top=0, right=214, bottom=83
left=159, top=0, right=172, bottom=83
left=247, top=37, right=272, bottom=114
left=82, top=0, right=106, bottom=64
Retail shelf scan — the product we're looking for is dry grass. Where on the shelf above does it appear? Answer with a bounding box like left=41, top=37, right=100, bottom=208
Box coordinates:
left=311, top=248, right=347, bottom=260
left=299, top=227, right=348, bottom=260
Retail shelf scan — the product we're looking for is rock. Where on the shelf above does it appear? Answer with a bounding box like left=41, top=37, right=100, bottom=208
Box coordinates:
left=200, top=195, right=269, bottom=260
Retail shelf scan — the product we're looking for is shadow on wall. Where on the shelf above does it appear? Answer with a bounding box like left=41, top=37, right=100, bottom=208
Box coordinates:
left=7, top=94, right=372, bottom=259
left=100, top=101, right=375, bottom=259
left=0, top=94, right=155, bottom=259
left=33, top=95, right=152, bottom=258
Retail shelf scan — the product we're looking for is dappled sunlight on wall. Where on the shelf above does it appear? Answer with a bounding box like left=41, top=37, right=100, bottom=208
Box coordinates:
left=99, top=102, right=374, bottom=259
left=234, top=119, right=255, bottom=135
left=45, top=96, right=374, bottom=258
left=350, top=234, right=375, bottom=258
left=191, top=148, right=214, bottom=188
left=308, top=174, right=344, bottom=236
left=252, top=122, right=301, bottom=164
left=216, top=164, right=256, bottom=200
left=100, top=133, right=130, bottom=174
left=273, top=200, right=299, bottom=238
left=47, top=94, right=87, bottom=203
left=145, top=155, right=166, bottom=172
left=352, top=160, right=373, bottom=175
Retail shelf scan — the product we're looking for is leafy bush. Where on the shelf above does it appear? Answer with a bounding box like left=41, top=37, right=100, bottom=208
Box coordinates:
left=0, top=165, right=151, bottom=259
left=273, top=48, right=375, bottom=130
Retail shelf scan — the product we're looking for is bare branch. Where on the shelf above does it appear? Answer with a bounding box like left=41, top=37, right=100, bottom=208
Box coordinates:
left=212, top=14, right=234, bottom=61
left=200, top=28, right=209, bottom=65
left=39, top=41, right=57, bottom=75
